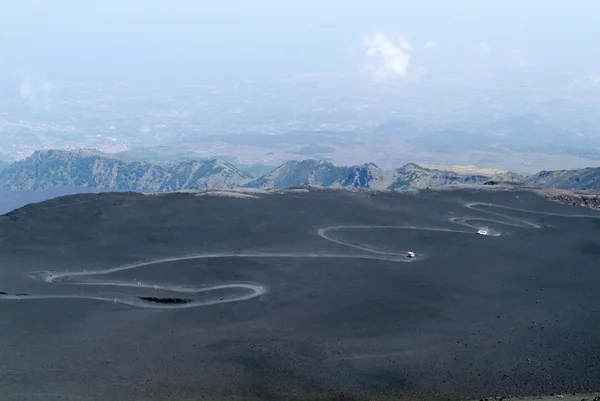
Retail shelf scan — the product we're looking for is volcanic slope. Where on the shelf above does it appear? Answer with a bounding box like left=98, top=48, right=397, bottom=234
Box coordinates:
left=1, top=188, right=600, bottom=401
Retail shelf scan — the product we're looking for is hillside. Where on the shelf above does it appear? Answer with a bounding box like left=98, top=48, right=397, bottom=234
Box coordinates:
left=245, top=160, right=526, bottom=190
left=524, top=167, right=600, bottom=191
left=5, top=149, right=600, bottom=196
left=245, top=160, right=386, bottom=189
left=0, top=151, right=526, bottom=193
left=388, top=163, right=524, bottom=190
left=0, top=149, right=252, bottom=192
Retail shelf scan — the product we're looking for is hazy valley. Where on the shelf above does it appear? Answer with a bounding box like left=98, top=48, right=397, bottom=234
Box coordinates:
left=3, top=75, right=600, bottom=175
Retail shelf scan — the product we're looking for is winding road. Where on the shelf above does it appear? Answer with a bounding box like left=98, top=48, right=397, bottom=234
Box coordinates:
left=1, top=201, right=598, bottom=309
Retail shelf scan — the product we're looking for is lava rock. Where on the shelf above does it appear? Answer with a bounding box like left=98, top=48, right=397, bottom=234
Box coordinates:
left=139, top=296, right=192, bottom=304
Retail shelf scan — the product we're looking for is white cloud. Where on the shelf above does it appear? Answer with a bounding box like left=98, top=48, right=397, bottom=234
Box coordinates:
left=424, top=41, right=436, bottom=50
left=362, top=31, right=411, bottom=80
left=20, top=72, right=54, bottom=112
left=590, top=74, right=600, bottom=86
left=479, top=42, right=491, bottom=53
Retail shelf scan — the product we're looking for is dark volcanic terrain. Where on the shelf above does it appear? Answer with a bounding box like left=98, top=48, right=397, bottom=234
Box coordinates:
left=1, top=187, right=600, bottom=401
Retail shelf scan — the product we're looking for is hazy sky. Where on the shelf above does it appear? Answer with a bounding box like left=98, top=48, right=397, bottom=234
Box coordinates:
left=1, top=0, right=599, bottom=88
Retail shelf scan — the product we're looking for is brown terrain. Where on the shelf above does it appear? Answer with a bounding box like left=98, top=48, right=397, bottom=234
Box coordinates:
left=534, top=188, right=600, bottom=211
left=477, top=393, right=600, bottom=401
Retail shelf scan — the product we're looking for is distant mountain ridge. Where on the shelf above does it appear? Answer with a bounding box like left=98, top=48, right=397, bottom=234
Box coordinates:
left=2, top=149, right=600, bottom=195
left=523, top=167, right=600, bottom=191
left=0, top=149, right=252, bottom=192
left=0, top=149, right=528, bottom=193
left=246, top=160, right=524, bottom=190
